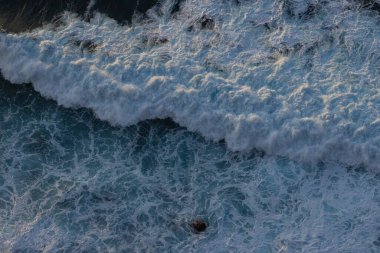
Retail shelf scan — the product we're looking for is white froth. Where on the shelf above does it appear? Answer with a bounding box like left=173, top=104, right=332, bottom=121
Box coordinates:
left=0, top=0, right=379, bottom=168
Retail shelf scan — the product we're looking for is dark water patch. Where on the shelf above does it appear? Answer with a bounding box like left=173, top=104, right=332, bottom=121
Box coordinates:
left=90, top=0, right=158, bottom=24
left=283, top=0, right=328, bottom=20
left=358, top=0, right=380, bottom=12
left=0, top=0, right=158, bottom=33
left=0, top=0, right=90, bottom=33
left=374, top=235, right=380, bottom=247
left=170, top=0, right=185, bottom=15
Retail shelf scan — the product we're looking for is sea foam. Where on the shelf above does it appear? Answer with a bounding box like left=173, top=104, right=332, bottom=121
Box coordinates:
left=0, top=0, right=379, bottom=169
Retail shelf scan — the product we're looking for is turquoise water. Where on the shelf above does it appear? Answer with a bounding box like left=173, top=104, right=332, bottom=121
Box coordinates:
left=1, top=0, right=380, bottom=252
left=1, top=78, right=380, bottom=252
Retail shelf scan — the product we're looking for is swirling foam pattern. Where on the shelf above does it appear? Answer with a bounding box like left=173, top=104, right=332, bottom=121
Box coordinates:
left=0, top=79, right=380, bottom=252
left=1, top=1, right=380, bottom=251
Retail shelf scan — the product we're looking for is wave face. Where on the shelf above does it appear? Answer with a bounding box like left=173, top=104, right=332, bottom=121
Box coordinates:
left=1, top=78, right=380, bottom=252
left=0, top=1, right=379, bottom=169
left=2, top=0, right=380, bottom=169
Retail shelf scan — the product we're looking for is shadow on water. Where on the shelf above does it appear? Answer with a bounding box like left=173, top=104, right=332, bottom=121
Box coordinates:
left=0, top=0, right=158, bottom=33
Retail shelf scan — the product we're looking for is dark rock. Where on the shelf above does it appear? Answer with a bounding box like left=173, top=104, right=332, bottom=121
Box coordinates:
left=72, top=39, right=98, bottom=53
left=190, top=219, right=207, bottom=233
left=200, top=15, right=215, bottom=30
left=81, top=40, right=98, bottom=53
left=187, top=15, right=215, bottom=32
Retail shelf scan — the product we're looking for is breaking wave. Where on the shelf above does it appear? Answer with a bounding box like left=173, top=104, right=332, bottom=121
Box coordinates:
left=0, top=0, right=380, bottom=169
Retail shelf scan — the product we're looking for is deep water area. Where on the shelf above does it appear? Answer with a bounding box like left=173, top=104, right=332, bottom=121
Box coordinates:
left=1, top=77, right=380, bottom=252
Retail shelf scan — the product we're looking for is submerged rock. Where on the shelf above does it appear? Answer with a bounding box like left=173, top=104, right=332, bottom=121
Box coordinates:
left=190, top=219, right=207, bottom=233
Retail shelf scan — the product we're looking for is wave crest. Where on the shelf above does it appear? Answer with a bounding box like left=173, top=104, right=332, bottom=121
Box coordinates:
left=1, top=0, right=380, bottom=169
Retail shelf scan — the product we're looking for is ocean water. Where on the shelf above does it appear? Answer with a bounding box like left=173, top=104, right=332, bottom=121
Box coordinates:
left=0, top=0, right=380, bottom=252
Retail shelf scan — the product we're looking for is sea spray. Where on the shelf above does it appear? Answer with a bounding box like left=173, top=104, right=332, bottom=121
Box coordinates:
left=1, top=0, right=379, bottom=168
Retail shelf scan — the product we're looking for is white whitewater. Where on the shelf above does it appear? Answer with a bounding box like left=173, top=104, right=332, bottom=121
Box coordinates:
left=0, top=0, right=379, bottom=169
